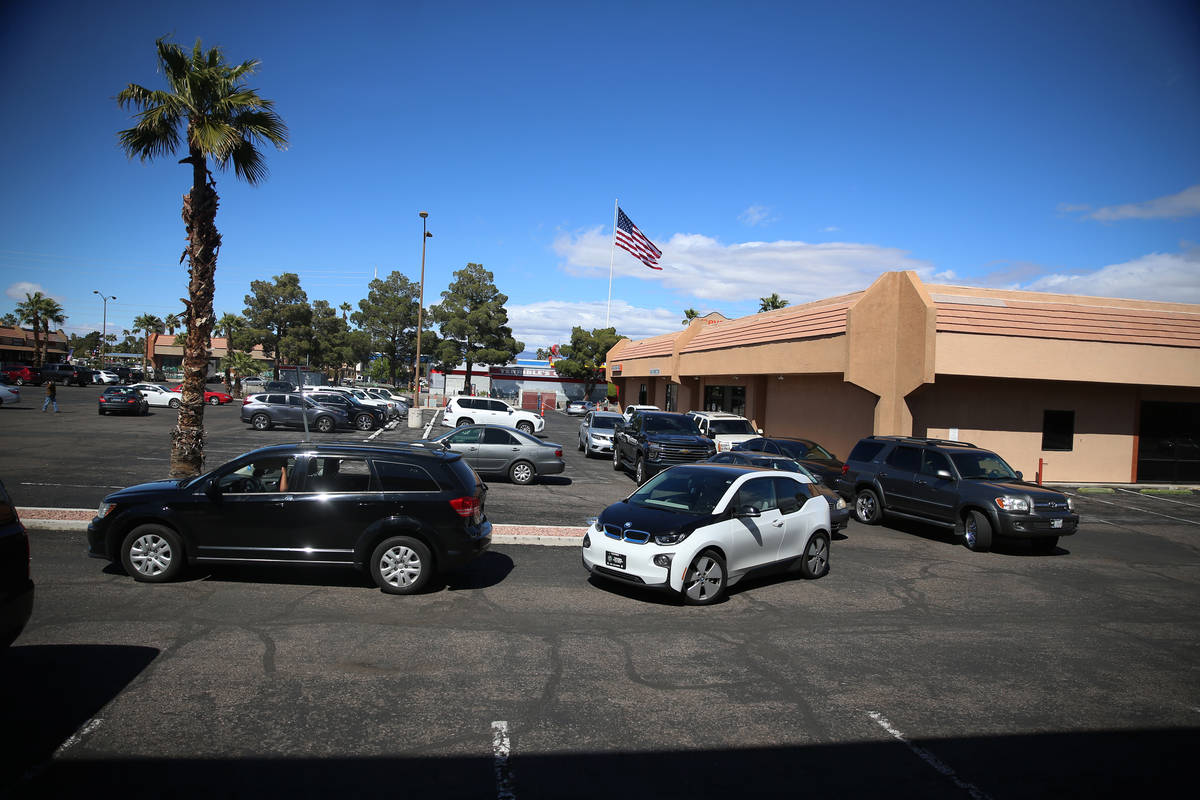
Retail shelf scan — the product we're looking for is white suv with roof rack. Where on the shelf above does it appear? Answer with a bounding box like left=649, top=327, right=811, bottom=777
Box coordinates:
left=686, top=411, right=762, bottom=452
left=442, top=396, right=545, bottom=434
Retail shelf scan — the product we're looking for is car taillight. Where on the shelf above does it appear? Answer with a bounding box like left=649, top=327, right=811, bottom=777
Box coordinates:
left=98, top=397, right=106, bottom=403
left=449, top=495, right=482, bottom=519
left=243, top=397, right=252, bottom=405
left=841, top=465, right=849, bottom=474
left=554, top=448, right=563, bottom=457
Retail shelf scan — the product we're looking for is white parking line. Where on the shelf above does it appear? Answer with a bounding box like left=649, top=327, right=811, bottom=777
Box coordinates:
left=491, top=720, right=515, bottom=800
left=868, top=712, right=990, bottom=799
left=422, top=409, right=441, bottom=440
left=1113, top=487, right=1200, bottom=509
left=1064, top=491, right=1200, bottom=526
left=21, top=716, right=103, bottom=783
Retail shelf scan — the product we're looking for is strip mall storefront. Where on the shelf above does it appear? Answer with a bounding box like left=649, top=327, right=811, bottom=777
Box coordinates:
left=606, top=271, right=1200, bottom=484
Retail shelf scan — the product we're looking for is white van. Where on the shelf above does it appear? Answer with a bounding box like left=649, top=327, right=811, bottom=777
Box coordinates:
left=686, top=411, right=762, bottom=451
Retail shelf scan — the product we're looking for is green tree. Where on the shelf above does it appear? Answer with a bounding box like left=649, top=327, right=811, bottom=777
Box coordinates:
left=221, top=349, right=260, bottom=397
left=16, top=292, right=65, bottom=366
left=759, top=293, right=789, bottom=312
left=216, top=312, right=246, bottom=390
left=1, top=312, right=18, bottom=328
left=310, top=300, right=371, bottom=381
left=162, top=313, right=181, bottom=335
left=132, top=313, right=165, bottom=374
left=681, top=307, right=699, bottom=326
left=429, top=263, right=523, bottom=393
left=68, top=331, right=102, bottom=362
left=118, top=36, right=287, bottom=477
left=338, top=301, right=352, bottom=321
left=351, top=271, right=424, bottom=387
left=552, top=327, right=622, bottom=399
left=242, top=273, right=310, bottom=380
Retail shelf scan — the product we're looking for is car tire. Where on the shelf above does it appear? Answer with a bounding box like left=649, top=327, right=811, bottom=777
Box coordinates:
left=141, top=405, right=149, bottom=416
left=168, top=398, right=180, bottom=409
left=1031, top=536, right=1059, bottom=555
left=612, top=447, right=623, bottom=471
left=370, top=536, right=433, bottom=595
left=457, top=417, right=473, bottom=427
left=854, top=488, right=883, bottom=524
left=120, top=524, right=185, bottom=583
left=14, top=378, right=23, bottom=386
left=251, top=413, right=271, bottom=431
left=509, top=460, right=535, bottom=485
left=207, top=395, right=219, bottom=405
left=682, top=549, right=726, bottom=606
left=799, top=532, right=830, bottom=579
left=963, top=510, right=993, bottom=552
left=98, top=407, right=104, bottom=415
left=516, top=421, right=534, bottom=435
left=577, top=436, right=585, bottom=452
left=315, top=415, right=335, bottom=434
left=635, top=458, right=649, bottom=485
left=354, top=413, right=374, bottom=431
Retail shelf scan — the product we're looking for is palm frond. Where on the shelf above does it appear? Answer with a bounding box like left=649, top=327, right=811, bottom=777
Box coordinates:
left=225, top=138, right=269, bottom=185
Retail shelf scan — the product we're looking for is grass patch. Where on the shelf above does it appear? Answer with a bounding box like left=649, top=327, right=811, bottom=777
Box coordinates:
left=1141, top=489, right=1195, bottom=496
left=1076, top=487, right=1115, bottom=494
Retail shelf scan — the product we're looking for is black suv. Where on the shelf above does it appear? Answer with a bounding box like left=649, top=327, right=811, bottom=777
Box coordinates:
left=87, top=443, right=491, bottom=594
left=837, top=436, right=1078, bottom=553
left=612, top=410, right=716, bottom=484
left=39, top=363, right=93, bottom=386
left=308, top=390, right=386, bottom=431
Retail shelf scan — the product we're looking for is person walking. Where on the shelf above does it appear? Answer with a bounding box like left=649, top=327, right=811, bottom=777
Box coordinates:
left=42, top=379, right=59, bottom=413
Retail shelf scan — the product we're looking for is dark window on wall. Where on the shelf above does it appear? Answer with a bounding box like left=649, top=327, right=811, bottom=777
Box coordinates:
left=665, top=383, right=677, bottom=412
left=1042, top=410, right=1075, bottom=451
left=638, top=384, right=648, bottom=405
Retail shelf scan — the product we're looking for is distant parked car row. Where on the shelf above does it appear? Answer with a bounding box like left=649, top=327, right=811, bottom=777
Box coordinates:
left=1, top=363, right=145, bottom=386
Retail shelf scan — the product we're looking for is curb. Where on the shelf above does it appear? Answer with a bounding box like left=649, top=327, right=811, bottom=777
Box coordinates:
left=17, top=509, right=584, bottom=546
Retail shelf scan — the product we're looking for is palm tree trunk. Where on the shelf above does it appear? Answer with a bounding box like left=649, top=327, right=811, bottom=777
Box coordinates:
left=31, top=313, right=42, bottom=367
left=170, top=150, right=221, bottom=478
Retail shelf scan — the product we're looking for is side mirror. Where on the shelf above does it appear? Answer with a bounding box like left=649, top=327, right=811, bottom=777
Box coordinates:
left=756, top=428, right=764, bottom=435
left=1015, top=470, right=1024, bottom=481
left=507, top=408, right=513, bottom=414
left=936, top=469, right=954, bottom=481
left=735, top=504, right=761, bottom=518
left=204, top=479, right=222, bottom=501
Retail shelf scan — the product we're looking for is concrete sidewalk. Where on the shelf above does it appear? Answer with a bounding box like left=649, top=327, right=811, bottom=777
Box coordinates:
left=17, top=507, right=585, bottom=547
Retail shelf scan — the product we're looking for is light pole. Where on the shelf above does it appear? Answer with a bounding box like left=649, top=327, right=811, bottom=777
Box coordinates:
left=93, top=290, right=116, bottom=366
left=412, top=211, right=432, bottom=398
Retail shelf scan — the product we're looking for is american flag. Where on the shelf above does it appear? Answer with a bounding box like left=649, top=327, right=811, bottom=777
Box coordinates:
left=615, top=207, right=663, bottom=270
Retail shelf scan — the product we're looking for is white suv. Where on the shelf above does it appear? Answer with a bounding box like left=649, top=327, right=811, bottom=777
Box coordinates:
left=442, top=396, right=545, bottom=434
left=687, top=411, right=761, bottom=452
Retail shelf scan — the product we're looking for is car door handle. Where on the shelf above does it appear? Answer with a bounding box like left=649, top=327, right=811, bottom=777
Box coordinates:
left=771, top=520, right=784, bottom=528
left=511, top=447, right=520, bottom=452
left=915, top=479, right=928, bottom=486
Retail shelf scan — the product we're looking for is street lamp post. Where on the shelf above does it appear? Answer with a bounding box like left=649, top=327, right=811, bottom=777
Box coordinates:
left=413, top=211, right=432, bottom=399
left=93, top=290, right=116, bottom=366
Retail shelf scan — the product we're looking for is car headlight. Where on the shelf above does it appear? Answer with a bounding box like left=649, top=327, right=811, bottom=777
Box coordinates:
left=96, top=502, right=116, bottom=519
left=654, top=529, right=691, bottom=545
left=994, top=495, right=1031, bottom=513
left=1066, top=496, right=1075, bottom=512
left=647, top=444, right=661, bottom=459
left=835, top=497, right=847, bottom=510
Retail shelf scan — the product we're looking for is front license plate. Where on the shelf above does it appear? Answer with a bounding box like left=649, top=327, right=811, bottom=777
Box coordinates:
left=605, top=552, right=626, bottom=569
left=1051, top=519, right=1063, bottom=529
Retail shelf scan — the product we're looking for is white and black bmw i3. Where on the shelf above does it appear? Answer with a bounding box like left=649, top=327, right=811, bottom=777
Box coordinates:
left=582, top=463, right=831, bottom=605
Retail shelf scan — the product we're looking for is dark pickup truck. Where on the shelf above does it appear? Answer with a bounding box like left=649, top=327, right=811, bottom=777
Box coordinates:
left=612, top=410, right=716, bottom=484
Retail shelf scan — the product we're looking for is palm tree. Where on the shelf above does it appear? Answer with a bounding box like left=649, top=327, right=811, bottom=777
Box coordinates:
left=39, top=299, right=66, bottom=366
left=163, top=313, right=181, bottom=335
left=339, top=302, right=351, bottom=321
left=222, top=349, right=260, bottom=398
left=118, top=36, right=287, bottom=477
left=217, top=312, right=244, bottom=391
left=759, top=293, right=789, bottom=312
left=16, top=292, right=64, bottom=367
left=132, top=313, right=165, bottom=375
left=1, top=313, right=18, bottom=328
left=681, top=308, right=699, bottom=326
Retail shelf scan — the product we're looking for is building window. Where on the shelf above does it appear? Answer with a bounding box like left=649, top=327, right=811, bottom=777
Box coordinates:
left=1042, top=410, right=1075, bottom=451
left=665, top=383, right=677, bottom=412
left=638, top=383, right=648, bottom=405
left=704, top=385, right=746, bottom=417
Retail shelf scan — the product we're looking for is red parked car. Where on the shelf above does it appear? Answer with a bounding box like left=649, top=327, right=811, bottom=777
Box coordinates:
left=2, top=365, right=40, bottom=386
left=167, top=385, right=234, bottom=405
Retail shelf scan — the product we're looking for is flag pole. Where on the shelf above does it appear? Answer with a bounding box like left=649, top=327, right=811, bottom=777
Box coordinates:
left=606, top=198, right=618, bottom=327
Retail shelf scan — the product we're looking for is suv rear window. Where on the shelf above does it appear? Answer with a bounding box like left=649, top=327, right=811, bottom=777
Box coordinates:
left=848, top=440, right=886, bottom=462
left=373, top=460, right=440, bottom=492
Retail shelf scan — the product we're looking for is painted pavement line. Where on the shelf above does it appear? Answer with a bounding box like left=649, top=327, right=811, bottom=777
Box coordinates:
left=1112, top=486, right=1200, bottom=509
left=1063, top=490, right=1200, bottom=526
left=867, top=711, right=990, bottom=800
left=492, top=720, right=516, bottom=800
left=19, top=716, right=104, bottom=785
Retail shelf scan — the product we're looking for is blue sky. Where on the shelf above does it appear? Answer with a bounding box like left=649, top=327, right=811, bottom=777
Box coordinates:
left=2, top=0, right=1198, bottom=353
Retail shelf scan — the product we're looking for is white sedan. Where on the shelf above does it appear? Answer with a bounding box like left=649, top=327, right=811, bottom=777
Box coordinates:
left=0, top=383, right=19, bottom=406
left=582, top=463, right=831, bottom=605
left=128, top=383, right=181, bottom=409
left=94, top=370, right=121, bottom=384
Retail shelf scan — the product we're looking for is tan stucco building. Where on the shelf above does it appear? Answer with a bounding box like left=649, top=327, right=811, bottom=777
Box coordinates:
left=606, top=271, right=1200, bottom=484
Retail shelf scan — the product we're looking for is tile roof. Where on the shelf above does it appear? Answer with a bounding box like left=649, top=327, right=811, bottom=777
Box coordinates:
left=682, top=296, right=858, bottom=353
left=616, top=330, right=687, bottom=360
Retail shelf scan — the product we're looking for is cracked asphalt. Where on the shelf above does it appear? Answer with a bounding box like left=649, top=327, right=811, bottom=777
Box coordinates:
left=3, top=387, right=1199, bottom=796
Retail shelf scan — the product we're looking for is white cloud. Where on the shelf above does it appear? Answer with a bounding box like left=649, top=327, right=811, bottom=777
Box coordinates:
left=5, top=281, right=46, bottom=300
left=738, top=205, right=776, bottom=227
left=506, top=299, right=681, bottom=351
left=1019, top=248, right=1200, bottom=303
left=553, top=227, right=936, bottom=303
left=1084, top=184, right=1200, bottom=221
left=820, top=225, right=840, bottom=233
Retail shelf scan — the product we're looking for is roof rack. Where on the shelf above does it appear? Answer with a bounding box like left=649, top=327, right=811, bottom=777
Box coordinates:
left=868, top=435, right=979, bottom=448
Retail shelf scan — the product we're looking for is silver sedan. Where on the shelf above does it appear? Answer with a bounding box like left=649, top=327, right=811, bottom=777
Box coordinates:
left=422, top=424, right=565, bottom=485
left=577, top=410, right=623, bottom=457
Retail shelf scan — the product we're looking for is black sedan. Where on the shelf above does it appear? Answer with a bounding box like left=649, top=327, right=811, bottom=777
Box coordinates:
left=732, top=437, right=844, bottom=487
left=99, top=386, right=150, bottom=416
left=704, top=451, right=850, bottom=530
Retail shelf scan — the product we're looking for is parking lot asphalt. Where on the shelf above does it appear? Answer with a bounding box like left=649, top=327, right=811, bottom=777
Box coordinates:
left=3, top=384, right=1200, bottom=796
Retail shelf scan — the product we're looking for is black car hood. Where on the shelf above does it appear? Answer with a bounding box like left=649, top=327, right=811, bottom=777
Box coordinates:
left=972, top=480, right=1068, bottom=501
left=599, top=500, right=714, bottom=535
left=646, top=433, right=710, bottom=446
left=104, top=478, right=189, bottom=502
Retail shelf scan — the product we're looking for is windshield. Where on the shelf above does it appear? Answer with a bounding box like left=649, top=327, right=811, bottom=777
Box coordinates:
left=644, top=416, right=701, bottom=435
left=628, top=468, right=734, bottom=515
left=778, top=440, right=834, bottom=460
left=949, top=450, right=1018, bottom=480
left=588, top=416, right=619, bottom=430
left=710, top=419, right=755, bottom=435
